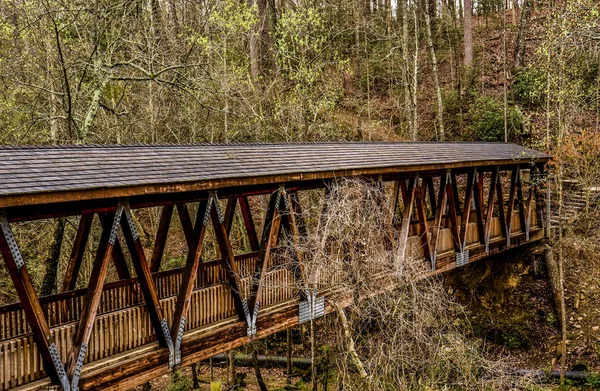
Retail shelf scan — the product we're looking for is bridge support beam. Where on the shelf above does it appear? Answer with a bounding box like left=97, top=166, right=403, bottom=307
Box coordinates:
left=66, top=206, right=124, bottom=390
left=0, top=211, right=70, bottom=389
left=120, top=203, right=175, bottom=362
left=246, top=189, right=284, bottom=336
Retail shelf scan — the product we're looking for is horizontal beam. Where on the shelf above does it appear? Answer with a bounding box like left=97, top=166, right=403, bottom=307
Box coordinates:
left=3, top=163, right=546, bottom=222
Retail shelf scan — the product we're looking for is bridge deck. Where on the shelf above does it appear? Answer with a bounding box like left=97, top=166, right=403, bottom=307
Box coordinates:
left=0, top=142, right=550, bottom=390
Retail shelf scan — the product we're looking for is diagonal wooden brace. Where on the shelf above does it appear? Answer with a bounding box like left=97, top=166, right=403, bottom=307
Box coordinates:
left=0, top=210, right=71, bottom=390
left=120, top=202, right=175, bottom=366
left=66, top=205, right=124, bottom=391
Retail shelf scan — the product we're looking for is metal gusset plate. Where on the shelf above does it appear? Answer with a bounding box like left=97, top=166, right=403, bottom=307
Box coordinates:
left=123, top=203, right=140, bottom=241
left=455, top=250, right=469, bottom=267
left=70, top=343, right=88, bottom=391
left=109, top=204, right=125, bottom=246
left=49, top=342, right=70, bottom=391
left=0, top=211, right=24, bottom=269
left=174, top=317, right=186, bottom=365
left=299, top=290, right=324, bottom=325
left=161, top=318, right=176, bottom=368
left=242, top=299, right=258, bottom=336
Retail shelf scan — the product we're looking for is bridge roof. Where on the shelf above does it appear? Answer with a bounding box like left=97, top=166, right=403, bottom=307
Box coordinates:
left=0, top=142, right=549, bottom=208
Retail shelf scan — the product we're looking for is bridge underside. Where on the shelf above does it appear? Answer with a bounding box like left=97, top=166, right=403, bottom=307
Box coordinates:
left=0, top=144, right=549, bottom=391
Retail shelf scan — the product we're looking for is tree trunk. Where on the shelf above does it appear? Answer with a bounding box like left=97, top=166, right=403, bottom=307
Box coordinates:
left=513, top=0, right=532, bottom=69
left=463, top=0, right=473, bottom=67
left=250, top=0, right=271, bottom=80
left=42, top=217, right=66, bottom=296
left=400, top=0, right=413, bottom=138
left=425, top=11, right=445, bottom=141
left=252, top=345, right=269, bottom=391
left=192, top=363, right=200, bottom=389
left=311, top=317, right=317, bottom=391
left=337, top=308, right=369, bottom=381
left=228, top=349, right=236, bottom=386
left=286, top=328, right=293, bottom=381
left=412, top=4, right=419, bottom=139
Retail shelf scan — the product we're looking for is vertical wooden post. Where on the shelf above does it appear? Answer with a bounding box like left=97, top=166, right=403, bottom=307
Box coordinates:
left=150, top=204, right=174, bottom=273
left=62, top=213, right=93, bottom=292
left=0, top=211, right=69, bottom=389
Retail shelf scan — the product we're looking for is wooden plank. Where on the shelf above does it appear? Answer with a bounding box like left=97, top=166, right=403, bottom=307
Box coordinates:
left=62, top=213, right=93, bottom=292
left=246, top=190, right=282, bottom=316
left=459, top=171, right=475, bottom=249
left=238, top=196, right=260, bottom=252
left=66, top=207, right=124, bottom=380
left=99, top=213, right=131, bottom=280
left=397, top=175, right=418, bottom=264
left=414, top=179, right=432, bottom=262
left=0, top=213, right=67, bottom=387
left=429, top=174, right=449, bottom=268
left=150, top=204, right=174, bottom=273
left=120, top=205, right=171, bottom=349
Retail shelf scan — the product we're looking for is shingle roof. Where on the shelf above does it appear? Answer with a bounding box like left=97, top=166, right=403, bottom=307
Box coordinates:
left=0, top=142, right=550, bottom=207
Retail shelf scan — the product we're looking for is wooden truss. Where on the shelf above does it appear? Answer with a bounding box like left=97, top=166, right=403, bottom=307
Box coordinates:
left=0, top=163, right=547, bottom=390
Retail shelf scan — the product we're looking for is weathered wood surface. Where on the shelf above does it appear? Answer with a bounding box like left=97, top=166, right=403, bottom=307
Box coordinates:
left=0, top=143, right=549, bottom=209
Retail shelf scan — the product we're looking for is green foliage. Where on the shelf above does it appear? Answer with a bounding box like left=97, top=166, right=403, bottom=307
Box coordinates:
left=167, top=370, right=192, bottom=391
left=513, top=67, right=547, bottom=108
left=468, top=96, right=524, bottom=142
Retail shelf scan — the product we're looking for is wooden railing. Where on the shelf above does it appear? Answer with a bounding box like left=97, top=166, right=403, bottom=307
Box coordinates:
left=0, top=253, right=259, bottom=342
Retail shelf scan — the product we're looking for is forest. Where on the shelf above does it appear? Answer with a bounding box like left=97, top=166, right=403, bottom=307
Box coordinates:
left=0, top=0, right=599, bottom=390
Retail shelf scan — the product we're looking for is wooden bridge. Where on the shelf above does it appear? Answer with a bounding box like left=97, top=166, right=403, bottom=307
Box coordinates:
left=0, top=142, right=550, bottom=390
